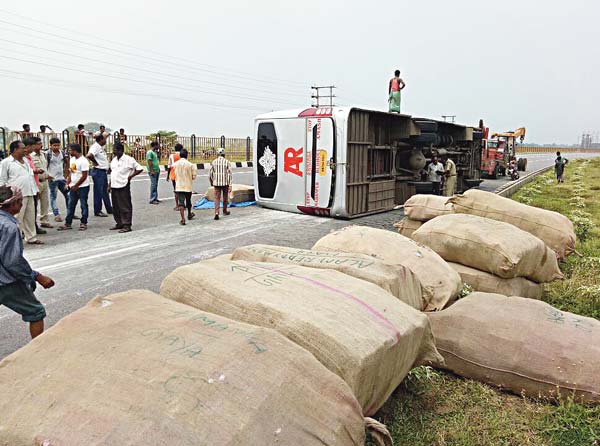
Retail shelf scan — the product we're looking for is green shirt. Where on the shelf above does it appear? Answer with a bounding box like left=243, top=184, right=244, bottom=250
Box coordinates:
left=146, top=149, right=159, bottom=173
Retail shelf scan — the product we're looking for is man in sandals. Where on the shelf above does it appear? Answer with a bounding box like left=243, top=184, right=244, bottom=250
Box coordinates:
left=209, top=147, right=232, bottom=220
left=108, top=142, right=143, bottom=233
left=173, top=149, right=197, bottom=225
left=58, top=143, right=90, bottom=232
left=0, top=185, right=55, bottom=339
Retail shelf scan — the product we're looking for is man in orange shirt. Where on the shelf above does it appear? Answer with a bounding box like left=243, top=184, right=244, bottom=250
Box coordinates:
left=166, top=143, right=182, bottom=210
left=388, top=69, right=406, bottom=113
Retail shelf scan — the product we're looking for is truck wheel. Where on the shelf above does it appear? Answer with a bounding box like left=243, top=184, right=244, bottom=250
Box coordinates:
left=413, top=120, right=438, bottom=133
left=410, top=133, right=438, bottom=146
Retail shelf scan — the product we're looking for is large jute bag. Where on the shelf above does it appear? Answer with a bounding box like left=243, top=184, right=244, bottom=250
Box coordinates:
left=393, top=217, right=423, bottom=239
left=448, top=262, right=543, bottom=300
left=428, top=293, right=600, bottom=403
left=450, top=189, right=576, bottom=258
left=403, top=194, right=454, bottom=221
left=412, top=214, right=563, bottom=283
left=0, top=291, right=385, bottom=446
left=231, top=244, right=424, bottom=310
left=312, top=225, right=462, bottom=311
left=206, top=184, right=255, bottom=203
left=160, top=257, right=443, bottom=416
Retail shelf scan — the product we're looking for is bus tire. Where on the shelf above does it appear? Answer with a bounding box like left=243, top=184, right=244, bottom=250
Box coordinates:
left=410, top=133, right=438, bottom=146
left=414, top=120, right=438, bottom=133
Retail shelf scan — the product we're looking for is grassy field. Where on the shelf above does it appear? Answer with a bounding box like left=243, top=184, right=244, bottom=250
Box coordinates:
left=369, top=158, right=600, bottom=446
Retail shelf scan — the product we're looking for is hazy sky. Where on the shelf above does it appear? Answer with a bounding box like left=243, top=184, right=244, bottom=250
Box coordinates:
left=0, top=0, right=598, bottom=143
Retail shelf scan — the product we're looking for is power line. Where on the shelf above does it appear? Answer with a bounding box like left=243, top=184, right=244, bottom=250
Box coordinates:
left=0, top=37, right=310, bottom=100
left=0, top=7, right=307, bottom=87
left=0, top=68, right=267, bottom=113
left=0, top=53, right=305, bottom=107
left=0, top=16, right=308, bottom=89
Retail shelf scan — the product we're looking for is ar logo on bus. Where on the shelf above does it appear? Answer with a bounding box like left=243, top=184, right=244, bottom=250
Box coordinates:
left=284, top=147, right=303, bottom=177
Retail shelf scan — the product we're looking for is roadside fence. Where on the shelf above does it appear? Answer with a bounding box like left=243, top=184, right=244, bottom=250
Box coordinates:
left=0, top=128, right=252, bottom=163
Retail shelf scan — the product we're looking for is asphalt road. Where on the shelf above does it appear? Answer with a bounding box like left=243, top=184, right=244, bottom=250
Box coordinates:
left=1, top=152, right=596, bottom=359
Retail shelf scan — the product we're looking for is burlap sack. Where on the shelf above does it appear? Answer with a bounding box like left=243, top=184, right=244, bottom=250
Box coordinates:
left=231, top=244, right=424, bottom=310
left=160, top=257, right=443, bottom=416
left=0, top=290, right=378, bottom=446
left=393, top=218, right=423, bottom=239
left=403, top=194, right=454, bottom=221
left=412, top=214, right=563, bottom=283
left=428, top=293, right=600, bottom=403
left=313, top=226, right=462, bottom=311
left=206, top=184, right=255, bottom=203
left=450, top=189, right=576, bottom=258
left=448, top=262, right=543, bottom=300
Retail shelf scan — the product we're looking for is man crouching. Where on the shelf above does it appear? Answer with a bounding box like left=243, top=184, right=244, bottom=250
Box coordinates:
left=0, top=185, right=54, bottom=339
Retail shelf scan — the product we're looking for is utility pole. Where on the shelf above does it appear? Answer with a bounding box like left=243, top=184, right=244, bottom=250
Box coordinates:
left=311, top=85, right=336, bottom=107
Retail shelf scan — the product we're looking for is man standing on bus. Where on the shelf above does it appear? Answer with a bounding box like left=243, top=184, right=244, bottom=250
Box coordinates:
left=388, top=70, right=406, bottom=113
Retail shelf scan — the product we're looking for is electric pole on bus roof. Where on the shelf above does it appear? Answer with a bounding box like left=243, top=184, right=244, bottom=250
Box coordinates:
left=311, top=86, right=336, bottom=107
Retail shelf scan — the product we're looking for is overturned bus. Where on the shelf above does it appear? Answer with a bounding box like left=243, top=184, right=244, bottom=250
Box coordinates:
left=254, top=106, right=483, bottom=218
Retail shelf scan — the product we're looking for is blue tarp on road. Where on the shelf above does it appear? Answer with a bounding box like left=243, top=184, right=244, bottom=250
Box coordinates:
left=193, top=197, right=257, bottom=210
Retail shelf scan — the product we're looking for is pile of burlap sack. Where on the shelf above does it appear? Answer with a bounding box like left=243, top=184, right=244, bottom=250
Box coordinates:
left=395, top=190, right=575, bottom=297
left=1, top=189, right=597, bottom=446
left=391, top=190, right=599, bottom=403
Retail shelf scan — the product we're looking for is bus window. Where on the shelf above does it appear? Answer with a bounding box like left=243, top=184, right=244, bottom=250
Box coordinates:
left=257, top=123, right=278, bottom=199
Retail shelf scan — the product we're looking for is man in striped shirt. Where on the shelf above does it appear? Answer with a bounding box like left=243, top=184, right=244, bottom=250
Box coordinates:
left=209, top=148, right=232, bottom=220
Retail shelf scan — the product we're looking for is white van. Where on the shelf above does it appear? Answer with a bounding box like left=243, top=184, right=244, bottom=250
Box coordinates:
left=254, top=106, right=481, bottom=218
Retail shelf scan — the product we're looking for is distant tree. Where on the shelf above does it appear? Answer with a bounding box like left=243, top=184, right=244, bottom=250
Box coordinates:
left=148, top=130, right=179, bottom=159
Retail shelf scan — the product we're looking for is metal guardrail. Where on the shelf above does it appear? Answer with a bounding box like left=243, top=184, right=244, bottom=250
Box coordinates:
left=495, top=165, right=553, bottom=197
left=517, top=146, right=600, bottom=154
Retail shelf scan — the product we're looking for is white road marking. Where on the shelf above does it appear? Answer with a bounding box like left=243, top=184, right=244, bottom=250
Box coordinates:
left=41, top=243, right=151, bottom=272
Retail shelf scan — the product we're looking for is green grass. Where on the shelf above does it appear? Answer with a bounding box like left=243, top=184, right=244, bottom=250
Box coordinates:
left=368, top=158, right=600, bottom=446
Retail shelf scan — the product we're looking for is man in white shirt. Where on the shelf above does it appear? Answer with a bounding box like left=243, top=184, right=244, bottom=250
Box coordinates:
left=58, top=143, right=90, bottom=231
left=93, top=125, right=110, bottom=139
left=427, top=155, right=445, bottom=195
left=0, top=140, right=41, bottom=244
left=87, top=134, right=113, bottom=217
left=108, top=142, right=143, bottom=233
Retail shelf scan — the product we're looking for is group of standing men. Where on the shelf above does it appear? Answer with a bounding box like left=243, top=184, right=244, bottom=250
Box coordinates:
left=425, top=154, right=457, bottom=196
left=165, top=144, right=233, bottom=225
left=0, top=134, right=144, bottom=241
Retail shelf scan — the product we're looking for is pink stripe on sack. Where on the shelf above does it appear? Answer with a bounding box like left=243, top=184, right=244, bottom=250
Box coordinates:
left=250, top=264, right=401, bottom=343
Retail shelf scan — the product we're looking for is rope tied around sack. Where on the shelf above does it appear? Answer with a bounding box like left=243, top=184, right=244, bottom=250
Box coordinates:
left=365, top=417, right=393, bottom=446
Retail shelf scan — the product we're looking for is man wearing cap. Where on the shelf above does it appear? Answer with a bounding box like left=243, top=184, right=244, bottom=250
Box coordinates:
left=209, top=148, right=232, bottom=220
left=0, top=185, right=55, bottom=339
